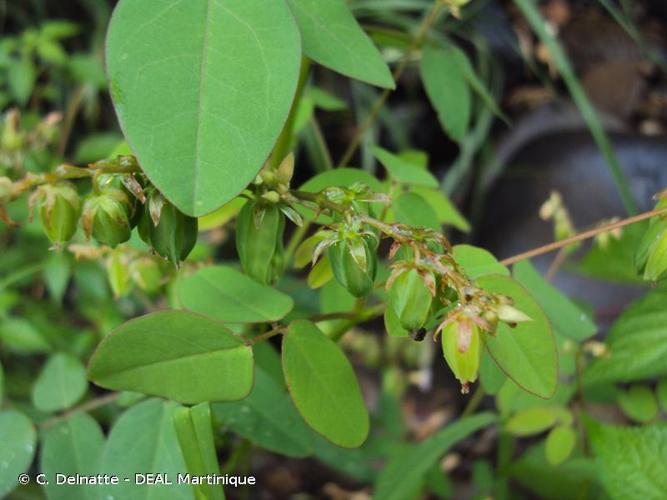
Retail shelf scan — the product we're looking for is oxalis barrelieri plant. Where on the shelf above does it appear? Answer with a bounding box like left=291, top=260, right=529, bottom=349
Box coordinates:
left=2, top=0, right=667, bottom=498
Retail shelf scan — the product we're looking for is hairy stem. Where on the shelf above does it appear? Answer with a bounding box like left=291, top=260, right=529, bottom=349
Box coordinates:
left=501, top=205, right=667, bottom=266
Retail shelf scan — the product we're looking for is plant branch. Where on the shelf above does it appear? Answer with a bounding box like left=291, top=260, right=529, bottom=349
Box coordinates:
left=337, top=0, right=446, bottom=167
left=500, top=205, right=667, bottom=266
left=40, top=392, right=120, bottom=429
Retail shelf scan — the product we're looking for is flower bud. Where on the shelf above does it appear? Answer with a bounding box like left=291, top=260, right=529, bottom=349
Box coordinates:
left=276, top=153, right=295, bottom=186
left=236, top=199, right=285, bottom=284
left=34, top=182, right=81, bottom=244
left=440, top=318, right=481, bottom=393
left=327, top=235, right=378, bottom=297
left=148, top=198, right=198, bottom=265
left=497, top=304, right=532, bottom=325
left=389, top=268, right=434, bottom=332
left=82, top=188, right=132, bottom=248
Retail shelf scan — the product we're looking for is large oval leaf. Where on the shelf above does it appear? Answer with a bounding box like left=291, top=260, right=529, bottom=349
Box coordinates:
left=476, top=275, right=557, bottom=398
left=88, top=310, right=253, bottom=403
left=40, top=413, right=105, bottom=500
left=287, top=0, right=393, bottom=89
left=176, top=266, right=294, bottom=323
left=0, top=410, right=36, bottom=498
left=282, top=320, right=369, bottom=448
left=106, top=0, right=302, bottom=216
left=99, top=399, right=193, bottom=500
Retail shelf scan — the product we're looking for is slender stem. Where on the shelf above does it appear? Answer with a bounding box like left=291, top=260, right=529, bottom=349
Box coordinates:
left=461, top=386, right=485, bottom=417
left=513, top=0, right=638, bottom=214
left=337, top=0, right=446, bottom=167
left=500, top=205, right=667, bottom=266
left=40, top=392, right=120, bottom=429
left=247, top=325, right=287, bottom=346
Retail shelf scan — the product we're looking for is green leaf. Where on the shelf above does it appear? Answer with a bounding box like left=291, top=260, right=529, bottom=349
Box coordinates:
left=300, top=168, right=383, bottom=193
left=584, top=287, right=667, bottom=385
left=88, top=310, right=254, bottom=404
left=0, top=410, right=36, bottom=498
left=287, top=0, right=394, bottom=89
left=617, top=385, right=658, bottom=423
left=99, top=399, right=193, bottom=500
left=420, top=44, right=471, bottom=142
left=8, top=58, right=35, bottom=106
left=513, top=260, right=596, bottom=341
left=505, top=406, right=571, bottom=437
left=173, top=403, right=225, bottom=500
left=372, top=146, right=438, bottom=188
left=411, top=186, right=470, bottom=232
left=282, top=320, right=369, bottom=447
left=577, top=223, right=645, bottom=283
left=32, top=352, right=88, bottom=413
left=0, top=361, right=3, bottom=402
left=476, top=275, right=558, bottom=398
left=588, top=420, right=667, bottom=499
left=0, top=318, right=50, bottom=354
left=453, top=245, right=509, bottom=280
left=74, top=133, right=124, bottom=164
left=390, top=191, right=440, bottom=231
left=451, top=47, right=508, bottom=122
left=40, top=413, right=105, bottom=500
left=43, top=252, right=71, bottom=304
left=511, top=444, right=606, bottom=500
left=213, top=361, right=313, bottom=458
left=545, top=425, right=576, bottom=466
left=106, top=0, right=302, bottom=216
left=374, top=413, right=496, bottom=500
left=176, top=266, right=294, bottom=323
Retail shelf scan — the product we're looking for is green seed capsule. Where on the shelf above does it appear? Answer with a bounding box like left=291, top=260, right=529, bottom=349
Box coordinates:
left=235, top=199, right=285, bottom=284
left=82, top=188, right=132, bottom=248
left=148, top=199, right=198, bottom=265
left=441, top=319, right=481, bottom=393
left=35, top=182, right=81, bottom=244
left=327, top=236, right=377, bottom=297
left=389, top=268, right=433, bottom=332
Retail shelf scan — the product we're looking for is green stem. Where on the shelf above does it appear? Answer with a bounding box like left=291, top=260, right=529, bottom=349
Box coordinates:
left=513, top=0, right=637, bottom=215
left=271, top=57, right=311, bottom=168
left=337, top=0, right=447, bottom=167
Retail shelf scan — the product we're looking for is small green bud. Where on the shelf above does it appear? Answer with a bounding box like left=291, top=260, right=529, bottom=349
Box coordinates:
left=497, top=304, right=532, bottom=324
left=82, top=188, right=132, bottom=248
left=440, top=318, right=481, bottom=393
left=35, top=182, right=81, bottom=244
left=389, top=268, right=434, bottom=332
left=148, top=198, right=198, bottom=265
left=327, top=235, right=377, bottom=297
left=236, top=199, right=285, bottom=284
left=276, top=153, right=295, bottom=186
